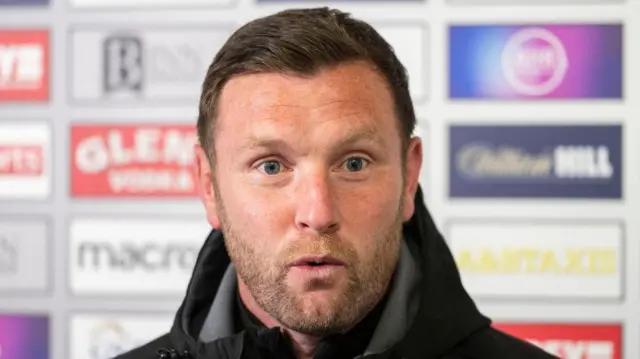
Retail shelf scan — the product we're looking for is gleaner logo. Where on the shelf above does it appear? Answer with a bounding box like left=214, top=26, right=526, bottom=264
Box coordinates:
left=71, top=124, right=197, bottom=197
left=456, top=247, right=616, bottom=275
left=0, top=30, right=48, bottom=101
left=77, top=241, right=198, bottom=272
left=493, top=323, right=622, bottom=359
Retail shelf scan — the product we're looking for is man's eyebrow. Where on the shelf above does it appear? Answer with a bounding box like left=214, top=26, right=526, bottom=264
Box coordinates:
left=238, top=137, right=293, bottom=154
left=336, top=125, right=384, bottom=149
left=237, top=125, right=384, bottom=155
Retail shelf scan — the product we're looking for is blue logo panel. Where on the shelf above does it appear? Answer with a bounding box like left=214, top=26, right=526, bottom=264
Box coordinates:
left=449, top=125, right=622, bottom=198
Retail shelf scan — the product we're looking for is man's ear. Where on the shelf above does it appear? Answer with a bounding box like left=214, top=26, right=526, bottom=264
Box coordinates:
left=402, top=136, right=423, bottom=222
left=194, top=144, right=221, bottom=229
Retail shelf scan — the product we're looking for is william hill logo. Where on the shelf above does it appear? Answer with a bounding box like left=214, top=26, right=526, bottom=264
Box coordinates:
left=448, top=124, right=622, bottom=198
left=456, top=144, right=614, bottom=180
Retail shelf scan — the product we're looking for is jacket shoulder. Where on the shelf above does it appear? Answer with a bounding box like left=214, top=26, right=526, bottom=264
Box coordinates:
left=113, top=332, right=171, bottom=359
left=447, top=327, right=560, bottom=359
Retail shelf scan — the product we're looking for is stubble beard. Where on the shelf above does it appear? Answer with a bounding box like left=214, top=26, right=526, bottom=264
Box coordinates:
left=215, top=185, right=404, bottom=337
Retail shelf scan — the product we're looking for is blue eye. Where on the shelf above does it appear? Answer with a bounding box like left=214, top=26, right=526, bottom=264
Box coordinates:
left=344, top=157, right=367, bottom=172
left=261, top=160, right=281, bottom=175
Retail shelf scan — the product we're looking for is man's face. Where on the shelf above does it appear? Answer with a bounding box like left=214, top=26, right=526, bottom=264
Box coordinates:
left=195, top=61, right=422, bottom=336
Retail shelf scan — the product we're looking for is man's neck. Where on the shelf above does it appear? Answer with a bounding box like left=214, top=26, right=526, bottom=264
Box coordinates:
left=237, top=279, right=321, bottom=359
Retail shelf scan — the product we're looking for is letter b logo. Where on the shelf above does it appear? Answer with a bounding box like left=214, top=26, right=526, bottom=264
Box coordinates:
left=103, top=35, right=144, bottom=93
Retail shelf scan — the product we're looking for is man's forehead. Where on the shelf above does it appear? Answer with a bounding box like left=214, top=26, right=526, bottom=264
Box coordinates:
left=219, top=63, right=393, bottom=113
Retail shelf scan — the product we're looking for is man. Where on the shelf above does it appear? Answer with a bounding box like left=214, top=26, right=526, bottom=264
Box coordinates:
left=117, top=7, right=559, bottom=359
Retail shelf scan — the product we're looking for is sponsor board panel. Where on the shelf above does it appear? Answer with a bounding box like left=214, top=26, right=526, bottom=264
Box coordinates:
left=374, top=23, right=427, bottom=101
left=448, top=124, right=622, bottom=199
left=493, top=322, right=622, bottom=359
left=0, top=218, right=49, bottom=292
left=0, top=29, right=49, bottom=102
left=446, top=220, right=623, bottom=300
left=70, top=123, right=197, bottom=198
left=70, top=0, right=235, bottom=8
left=448, top=24, right=623, bottom=99
left=0, top=121, right=51, bottom=200
left=69, top=217, right=211, bottom=296
left=69, top=26, right=231, bottom=105
left=0, top=313, right=49, bottom=359
left=69, top=313, right=173, bottom=359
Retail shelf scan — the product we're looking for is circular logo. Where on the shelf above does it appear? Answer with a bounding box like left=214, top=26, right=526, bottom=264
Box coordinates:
left=89, top=321, right=132, bottom=359
left=501, top=27, right=568, bottom=96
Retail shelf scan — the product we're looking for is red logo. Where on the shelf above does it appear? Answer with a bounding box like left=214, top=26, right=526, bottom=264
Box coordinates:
left=493, top=323, right=622, bottom=359
left=70, top=124, right=198, bottom=197
left=0, top=30, right=49, bottom=101
left=0, top=144, right=44, bottom=176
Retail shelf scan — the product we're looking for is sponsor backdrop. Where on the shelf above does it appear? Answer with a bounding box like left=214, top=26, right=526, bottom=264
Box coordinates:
left=0, top=0, right=637, bottom=358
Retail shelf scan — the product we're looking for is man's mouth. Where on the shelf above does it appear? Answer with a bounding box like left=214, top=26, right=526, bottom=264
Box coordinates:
left=289, top=255, right=345, bottom=267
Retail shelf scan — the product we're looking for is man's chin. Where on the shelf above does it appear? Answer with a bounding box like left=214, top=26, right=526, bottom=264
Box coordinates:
left=280, top=300, right=350, bottom=336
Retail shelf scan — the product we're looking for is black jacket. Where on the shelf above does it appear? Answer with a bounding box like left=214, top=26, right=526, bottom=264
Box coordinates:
left=115, top=186, right=559, bottom=359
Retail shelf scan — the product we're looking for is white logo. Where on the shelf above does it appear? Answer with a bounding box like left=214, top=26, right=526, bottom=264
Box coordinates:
left=0, top=44, right=43, bottom=89
left=0, top=122, right=50, bottom=200
left=554, top=146, right=613, bottom=179
left=75, top=128, right=194, bottom=174
left=69, top=218, right=210, bottom=296
left=456, top=143, right=613, bottom=180
left=501, top=27, right=568, bottom=96
left=70, top=314, right=173, bottom=359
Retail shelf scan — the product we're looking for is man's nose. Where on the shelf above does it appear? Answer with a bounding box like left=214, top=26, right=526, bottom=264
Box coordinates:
left=293, top=171, right=340, bottom=235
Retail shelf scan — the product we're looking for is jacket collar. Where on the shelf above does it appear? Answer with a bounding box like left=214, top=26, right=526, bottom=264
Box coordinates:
left=166, top=185, right=491, bottom=358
